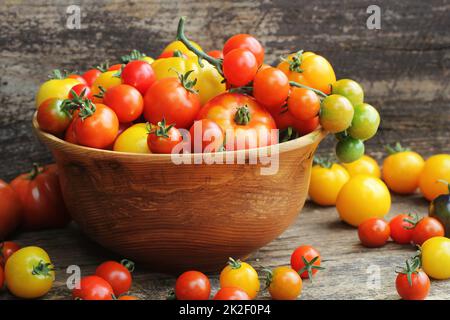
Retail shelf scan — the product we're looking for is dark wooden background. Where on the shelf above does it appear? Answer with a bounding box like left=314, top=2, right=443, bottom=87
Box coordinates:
left=0, top=0, right=449, bottom=180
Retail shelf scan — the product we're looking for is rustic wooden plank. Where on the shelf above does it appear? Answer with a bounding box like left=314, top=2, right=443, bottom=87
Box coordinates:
left=0, top=194, right=448, bottom=300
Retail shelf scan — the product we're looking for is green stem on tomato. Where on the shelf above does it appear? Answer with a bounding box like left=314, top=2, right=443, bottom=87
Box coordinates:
left=289, top=81, right=328, bottom=98
left=28, top=163, right=42, bottom=180
left=176, top=16, right=224, bottom=77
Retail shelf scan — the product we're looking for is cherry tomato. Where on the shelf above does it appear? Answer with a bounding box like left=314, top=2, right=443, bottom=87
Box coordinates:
left=223, top=34, right=264, bottom=66
left=331, top=79, right=364, bottom=107
left=147, top=120, right=183, bottom=154
left=320, top=94, right=354, bottom=133
left=389, top=214, right=415, bottom=244
left=158, top=50, right=188, bottom=59
left=309, top=161, right=349, bottom=206
left=342, top=155, right=381, bottom=178
left=358, top=218, right=390, bottom=247
left=36, top=73, right=81, bottom=108
left=37, top=98, right=72, bottom=135
left=0, top=180, right=22, bottom=239
left=396, top=260, right=430, bottom=300
left=91, top=71, right=122, bottom=102
left=0, top=241, right=21, bottom=267
left=412, top=217, right=445, bottom=245
left=196, top=93, right=276, bottom=151
left=213, top=287, right=250, bottom=300
left=73, top=103, right=119, bottom=149
left=82, top=68, right=102, bottom=87
left=347, top=103, right=380, bottom=141
left=65, top=119, right=78, bottom=144
left=121, top=60, right=156, bottom=95
left=220, top=258, right=260, bottom=299
left=296, top=116, right=320, bottom=135
left=290, top=245, right=323, bottom=280
left=175, top=271, right=211, bottom=300
left=189, top=119, right=224, bottom=153
left=10, top=164, right=70, bottom=230
left=107, top=63, right=123, bottom=71
left=337, top=175, right=391, bottom=227
left=335, top=136, right=365, bottom=163
left=5, top=246, right=55, bottom=299
left=103, top=84, right=143, bottom=123
left=95, top=260, right=133, bottom=296
left=419, top=154, right=450, bottom=201
left=421, top=236, right=450, bottom=280
left=113, top=123, right=151, bottom=154
left=67, top=74, right=87, bottom=85
left=144, top=75, right=201, bottom=129
left=266, top=266, right=302, bottom=300
left=223, top=49, right=258, bottom=87
left=161, top=40, right=203, bottom=58
left=207, top=50, right=224, bottom=59
left=72, top=275, right=114, bottom=300
left=253, top=67, right=289, bottom=108
left=288, top=87, right=320, bottom=121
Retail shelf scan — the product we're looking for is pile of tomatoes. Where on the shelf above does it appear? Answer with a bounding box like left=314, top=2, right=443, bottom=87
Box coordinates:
left=35, top=17, right=378, bottom=160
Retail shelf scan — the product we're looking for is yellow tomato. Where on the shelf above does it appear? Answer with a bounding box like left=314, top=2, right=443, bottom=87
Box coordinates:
left=91, top=71, right=122, bottom=102
left=162, top=40, right=203, bottom=58
left=336, top=175, right=391, bottom=227
left=220, top=258, right=260, bottom=299
left=113, top=123, right=151, bottom=153
left=309, top=163, right=350, bottom=206
left=421, top=236, right=450, bottom=280
left=382, top=151, right=425, bottom=194
left=35, top=78, right=81, bottom=108
left=267, top=266, right=302, bottom=300
left=419, top=154, right=450, bottom=201
left=277, top=51, right=336, bottom=94
left=141, top=56, right=154, bottom=64
left=5, top=246, right=55, bottom=299
left=342, top=155, right=381, bottom=178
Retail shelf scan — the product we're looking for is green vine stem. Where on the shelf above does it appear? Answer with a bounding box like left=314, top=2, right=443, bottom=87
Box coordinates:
left=28, top=163, right=43, bottom=180
left=289, top=81, right=328, bottom=98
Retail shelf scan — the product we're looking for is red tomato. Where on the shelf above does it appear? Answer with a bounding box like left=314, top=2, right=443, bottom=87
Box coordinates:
left=143, top=77, right=201, bottom=129
left=95, top=260, right=133, bottom=296
left=290, top=245, right=323, bottom=279
left=73, top=103, right=119, bottom=149
left=147, top=120, right=183, bottom=154
left=296, top=116, right=320, bottom=135
left=10, top=164, right=69, bottom=230
left=189, top=119, right=224, bottom=153
left=37, top=98, right=72, bottom=135
left=213, top=287, right=250, bottom=300
left=67, top=74, right=87, bottom=85
left=196, top=93, right=277, bottom=151
left=175, top=271, right=211, bottom=300
left=108, top=64, right=123, bottom=71
left=0, top=241, right=21, bottom=267
left=411, top=217, right=445, bottom=245
left=0, top=180, right=22, bottom=239
left=69, top=84, right=93, bottom=100
left=82, top=69, right=102, bottom=87
left=103, top=84, right=143, bottom=123
left=288, top=87, right=320, bottom=121
left=358, top=218, right=390, bottom=248
left=253, top=67, right=289, bottom=108
left=223, top=34, right=264, bottom=66
left=72, top=275, right=114, bottom=300
left=121, top=60, right=156, bottom=95
left=271, top=105, right=319, bottom=135
left=396, top=267, right=430, bottom=300
left=207, top=50, right=224, bottom=59
left=389, top=214, right=415, bottom=244
left=65, top=119, right=78, bottom=144
left=223, top=49, right=258, bottom=87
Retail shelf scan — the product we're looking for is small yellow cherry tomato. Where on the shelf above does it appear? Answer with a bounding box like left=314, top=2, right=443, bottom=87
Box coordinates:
left=161, top=40, right=203, bottom=58
left=91, top=71, right=122, bottom=102
left=336, top=175, right=391, bottom=227
left=219, top=258, right=260, bottom=299
left=113, top=123, right=151, bottom=154
left=421, top=236, right=450, bottom=280
left=382, top=147, right=425, bottom=194
left=419, top=154, right=450, bottom=201
left=36, top=77, right=81, bottom=108
left=5, top=246, right=55, bottom=299
left=267, top=266, right=302, bottom=300
left=309, top=161, right=350, bottom=206
left=342, top=155, right=381, bottom=178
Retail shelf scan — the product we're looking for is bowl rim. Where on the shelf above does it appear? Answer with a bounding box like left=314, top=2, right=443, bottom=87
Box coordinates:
left=32, top=112, right=327, bottom=158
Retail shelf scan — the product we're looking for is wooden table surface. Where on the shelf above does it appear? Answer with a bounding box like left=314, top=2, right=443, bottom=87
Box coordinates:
left=1, top=193, right=448, bottom=300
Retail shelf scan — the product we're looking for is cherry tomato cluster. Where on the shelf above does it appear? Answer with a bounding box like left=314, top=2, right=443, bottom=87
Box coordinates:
left=171, top=246, right=323, bottom=300
left=35, top=17, right=379, bottom=159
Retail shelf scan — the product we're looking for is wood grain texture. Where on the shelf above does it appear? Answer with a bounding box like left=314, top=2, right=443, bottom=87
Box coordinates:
left=1, top=194, right=448, bottom=300
left=0, top=0, right=449, bottom=180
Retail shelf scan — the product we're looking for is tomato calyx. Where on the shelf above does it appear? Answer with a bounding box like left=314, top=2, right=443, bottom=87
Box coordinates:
left=298, top=256, right=324, bottom=281
left=120, top=49, right=147, bottom=64
left=313, top=156, right=333, bottom=169
left=95, top=61, right=112, bottom=73
left=395, top=256, right=421, bottom=287
left=48, top=69, right=70, bottom=80
left=27, top=163, right=44, bottom=180
left=227, top=257, right=242, bottom=270
left=31, top=260, right=54, bottom=278
left=146, top=118, right=175, bottom=138
left=62, top=90, right=97, bottom=120
left=120, top=259, right=135, bottom=272
left=402, top=213, right=419, bottom=230
left=174, top=69, right=198, bottom=94
left=385, top=142, right=411, bottom=155
left=281, top=50, right=304, bottom=73
left=234, top=106, right=251, bottom=125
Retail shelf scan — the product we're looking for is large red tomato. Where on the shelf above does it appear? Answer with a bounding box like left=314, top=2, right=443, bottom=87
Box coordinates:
left=0, top=180, right=22, bottom=239
left=197, top=93, right=276, bottom=151
left=10, top=164, right=70, bottom=230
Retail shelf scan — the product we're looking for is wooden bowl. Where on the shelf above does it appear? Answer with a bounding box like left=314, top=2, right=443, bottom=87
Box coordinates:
left=32, top=114, right=326, bottom=273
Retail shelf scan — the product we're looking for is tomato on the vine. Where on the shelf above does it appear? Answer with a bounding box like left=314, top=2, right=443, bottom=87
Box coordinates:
left=389, top=214, right=415, bottom=244
left=252, top=66, right=289, bottom=108
left=223, top=49, right=258, bottom=87
left=358, top=218, right=390, bottom=248
left=287, top=87, right=320, bottom=121
left=37, top=98, right=72, bottom=135
left=331, top=79, right=364, bottom=107
left=223, top=34, right=264, bottom=66
left=320, top=94, right=354, bottom=133
left=411, top=217, right=445, bottom=245
left=175, top=270, right=211, bottom=300
left=290, top=245, right=323, bottom=280
left=0, top=180, right=22, bottom=239
left=146, top=119, right=183, bottom=154
left=189, top=119, right=224, bottom=153
left=266, top=266, right=302, bottom=300
left=121, top=60, right=156, bottom=95
left=95, top=260, right=134, bottom=296
left=220, top=258, right=260, bottom=299
left=347, top=103, right=380, bottom=141
left=0, top=241, right=21, bottom=267
left=72, top=275, right=114, bottom=300
left=213, top=287, right=250, bottom=300
left=103, top=84, right=144, bottom=123
left=335, top=136, right=365, bottom=163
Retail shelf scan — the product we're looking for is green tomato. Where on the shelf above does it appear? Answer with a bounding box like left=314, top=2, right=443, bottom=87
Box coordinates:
left=335, top=137, right=365, bottom=163
left=347, top=103, right=380, bottom=140
left=320, top=94, right=354, bottom=133
left=331, top=79, right=364, bottom=106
